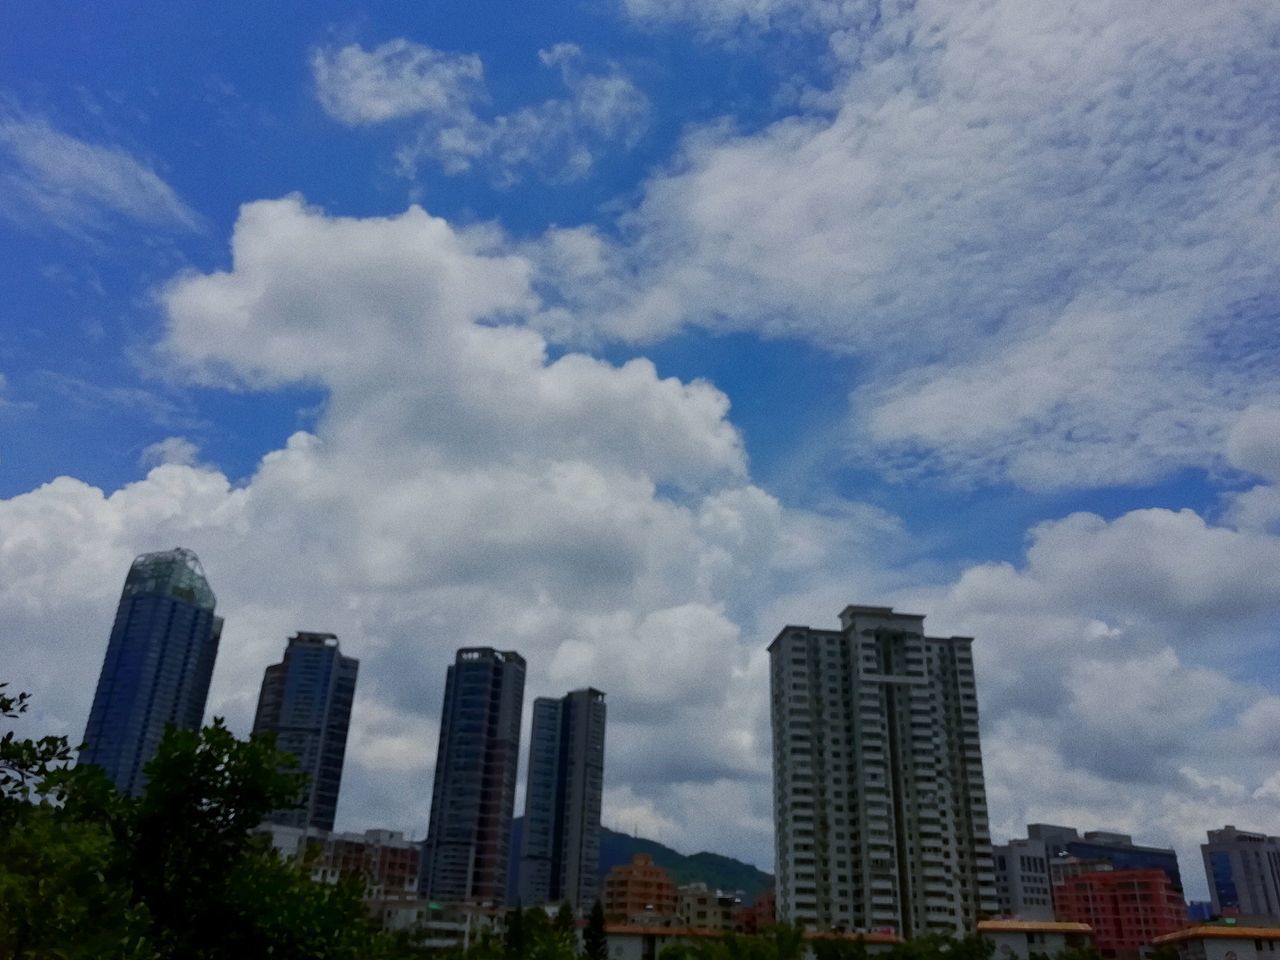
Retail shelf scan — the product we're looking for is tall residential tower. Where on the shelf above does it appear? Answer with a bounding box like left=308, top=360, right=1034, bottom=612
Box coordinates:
left=769, top=605, right=998, bottom=937
left=252, top=632, right=359, bottom=832
left=421, top=647, right=526, bottom=904
left=518, top=687, right=607, bottom=911
left=81, top=548, right=223, bottom=796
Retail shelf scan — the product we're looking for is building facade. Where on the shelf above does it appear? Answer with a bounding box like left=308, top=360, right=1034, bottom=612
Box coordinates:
left=603, top=854, right=678, bottom=921
left=253, top=632, right=359, bottom=832
left=977, top=920, right=1094, bottom=960
left=1029, top=824, right=1183, bottom=892
left=421, top=648, right=526, bottom=905
left=518, top=688, right=607, bottom=912
left=81, top=548, right=223, bottom=796
left=1053, top=869, right=1186, bottom=956
left=993, top=839, right=1055, bottom=920
left=769, top=605, right=998, bottom=937
left=1202, top=826, right=1280, bottom=919
left=678, top=883, right=740, bottom=931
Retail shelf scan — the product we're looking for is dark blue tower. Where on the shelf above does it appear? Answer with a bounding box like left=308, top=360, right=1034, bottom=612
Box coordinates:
left=81, top=548, right=222, bottom=796
left=252, top=632, right=359, bottom=832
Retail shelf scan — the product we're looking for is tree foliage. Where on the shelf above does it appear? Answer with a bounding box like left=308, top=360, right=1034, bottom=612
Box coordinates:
left=0, top=685, right=388, bottom=960
left=583, top=901, right=608, bottom=960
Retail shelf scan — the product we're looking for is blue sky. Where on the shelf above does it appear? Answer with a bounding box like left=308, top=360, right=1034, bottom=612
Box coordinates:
left=4, top=0, right=1280, bottom=898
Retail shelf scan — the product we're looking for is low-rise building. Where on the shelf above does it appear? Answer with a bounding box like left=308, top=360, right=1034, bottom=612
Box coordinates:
left=604, top=855, right=678, bottom=922
left=678, top=883, right=739, bottom=931
left=601, top=925, right=902, bottom=960
left=736, top=890, right=776, bottom=934
left=1154, top=923, right=1280, bottom=960
left=1054, top=868, right=1186, bottom=956
left=978, top=920, right=1094, bottom=960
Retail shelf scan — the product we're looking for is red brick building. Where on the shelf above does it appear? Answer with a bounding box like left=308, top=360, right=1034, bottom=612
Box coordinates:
left=604, top=854, right=678, bottom=921
left=735, top=890, right=776, bottom=934
left=1053, top=869, right=1186, bottom=956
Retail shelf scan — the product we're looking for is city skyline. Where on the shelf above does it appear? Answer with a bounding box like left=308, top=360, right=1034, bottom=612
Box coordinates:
left=54, top=548, right=1280, bottom=918
left=4, top=0, right=1280, bottom=905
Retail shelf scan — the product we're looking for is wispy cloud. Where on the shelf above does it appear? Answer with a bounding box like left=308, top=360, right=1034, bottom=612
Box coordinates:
left=535, top=0, right=1280, bottom=490
left=0, top=110, right=201, bottom=237
left=313, top=39, right=650, bottom=187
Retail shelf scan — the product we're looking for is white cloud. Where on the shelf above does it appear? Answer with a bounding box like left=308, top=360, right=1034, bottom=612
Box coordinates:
left=312, top=39, right=485, bottom=126
left=313, top=39, right=649, bottom=187
left=140, top=436, right=202, bottom=469
left=0, top=111, right=200, bottom=236
left=0, top=196, right=880, bottom=867
left=535, top=0, right=1280, bottom=488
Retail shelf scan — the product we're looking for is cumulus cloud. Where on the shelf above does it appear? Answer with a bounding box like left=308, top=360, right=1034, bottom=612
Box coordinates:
left=7, top=189, right=1280, bottom=884
left=906, top=497, right=1280, bottom=896
left=534, top=0, right=1280, bottom=489
left=0, top=195, right=880, bottom=861
left=313, top=39, right=649, bottom=186
left=0, top=110, right=200, bottom=236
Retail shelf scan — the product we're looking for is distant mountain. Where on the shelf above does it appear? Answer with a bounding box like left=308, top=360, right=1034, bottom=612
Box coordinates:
left=507, top=817, right=773, bottom=906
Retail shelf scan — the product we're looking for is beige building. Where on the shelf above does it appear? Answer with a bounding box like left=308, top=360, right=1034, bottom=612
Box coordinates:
left=769, top=605, right=998, bottom=937
left=678, top=883, right=739, bottom=930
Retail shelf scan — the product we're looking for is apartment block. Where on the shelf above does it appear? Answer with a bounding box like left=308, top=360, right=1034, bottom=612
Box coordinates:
left=769, top=605, right=998, bottom=937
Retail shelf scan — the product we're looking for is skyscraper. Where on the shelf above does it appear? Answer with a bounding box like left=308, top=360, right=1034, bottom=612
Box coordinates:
left=518, top=687, right=606, bottom=911
left=769, top=605, right=998, bottom=937
left=421, top=647, right=526, bottom=905
left=252, top=631, right=359, bottom=832
left=81, top=547, right=223, bottom=796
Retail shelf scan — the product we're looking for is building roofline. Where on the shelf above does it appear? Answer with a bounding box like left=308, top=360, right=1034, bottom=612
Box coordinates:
left=1154, top=926, right=1280, bottom=944
left=978, top=921, right=1093, bottom=934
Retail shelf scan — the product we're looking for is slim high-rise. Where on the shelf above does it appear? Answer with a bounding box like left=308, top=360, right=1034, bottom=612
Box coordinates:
left=252, top=632, right=359, bottom=832
left=769, top=605, right=998, bottom=937
left=518, top=688, right=607, bottom=911
left=81, top=548, right=223, bottom=796
left=421, top=648, right=526, bottom=905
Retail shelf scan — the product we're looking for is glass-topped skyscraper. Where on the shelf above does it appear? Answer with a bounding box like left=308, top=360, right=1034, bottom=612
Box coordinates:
left=81, top=548, right=223, bottom=796
left=518, top=688, right=606, bottom=912
left=421, top=648, right=526, bottom=905
left=253, top=632, right=359, bottom=832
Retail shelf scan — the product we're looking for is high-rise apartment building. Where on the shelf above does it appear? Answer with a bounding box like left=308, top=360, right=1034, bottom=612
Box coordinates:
left=252, top=632, right=359, bottom=832
left=603, top=854, right=678, bottom=921
left=518, top=688, right=606, bottom=911
left=421, top=648, right=526, bottom=905
left=81, top=548, right=223, bottom=796
left=769, top=605, right=998, bottom=937
left=1202, top=826, right=1280, bottom=919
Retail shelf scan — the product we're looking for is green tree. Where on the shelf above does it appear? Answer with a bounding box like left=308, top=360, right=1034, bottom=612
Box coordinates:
left=582, top=901, right=608, bottom=960
left=507, top=904, right=527, bottom=960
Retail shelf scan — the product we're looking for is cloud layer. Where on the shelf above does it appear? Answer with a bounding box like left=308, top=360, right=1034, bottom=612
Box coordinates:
left=313, top=39, right=650, bottom=186
left=4, top=195, right=1280, bottom=892
left=536, top=0, right=1280, bottom=489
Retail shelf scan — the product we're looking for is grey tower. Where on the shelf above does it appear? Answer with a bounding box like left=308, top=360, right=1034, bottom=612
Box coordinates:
left=518, top=688, right=607, bottom=911
left=252, top=632, right=359, bottom=833
left=421, top=648, right=526, bottom=905
left=82, top=548, right=223, bottom=796
left=1202, top=826, right=1280, bottom=920
left=769, top=605, right=998, bottom=937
